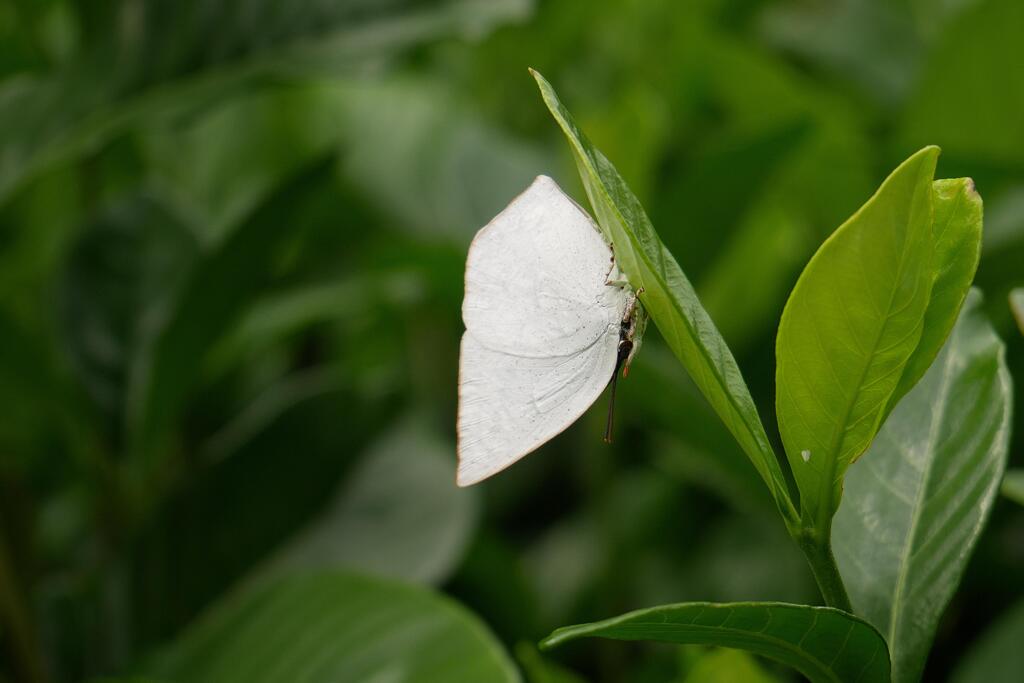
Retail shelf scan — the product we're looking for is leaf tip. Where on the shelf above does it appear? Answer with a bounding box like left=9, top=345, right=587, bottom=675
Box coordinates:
left=528, top=67, right=550, bottom=90
left=537, top=636, right=557, bottom=652
left=965, top=176, right=979, bottom=198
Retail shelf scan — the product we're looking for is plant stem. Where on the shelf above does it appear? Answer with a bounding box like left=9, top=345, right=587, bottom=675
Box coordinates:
left=795, top=529, right=853, bottom=613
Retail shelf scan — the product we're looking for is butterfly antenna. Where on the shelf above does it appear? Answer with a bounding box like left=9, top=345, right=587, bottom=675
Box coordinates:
left=604, top=340, right=633, bottom=443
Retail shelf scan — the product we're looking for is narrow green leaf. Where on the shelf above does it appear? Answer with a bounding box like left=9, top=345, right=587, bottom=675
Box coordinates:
left=1001, top=469, right=1024, bottom=506
left=142, top=572, right=521, bottom=683
left=530, top=68, right=797, bottom=526
left=1010, top=288, right=1024, bottom=335
left=833, top=292, right=1012, bottom=683
left=540, top=602, right=890, bottom=683
left=951, top=599, right=1024, bottom=683
left=776, top=146, right=939, bottom=528
left=885, top=178, right=982, bottom=416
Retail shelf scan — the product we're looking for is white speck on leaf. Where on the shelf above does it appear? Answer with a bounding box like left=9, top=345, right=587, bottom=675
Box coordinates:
left=801, top=449, right=811, bottom=463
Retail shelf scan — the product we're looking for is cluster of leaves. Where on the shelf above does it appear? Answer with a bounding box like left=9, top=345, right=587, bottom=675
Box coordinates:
left=1, top=1, right=1023, bottom=682
left=533, top=70, right=1011, bottom=683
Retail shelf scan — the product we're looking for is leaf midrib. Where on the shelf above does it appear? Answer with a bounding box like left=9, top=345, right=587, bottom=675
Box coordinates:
left=815, top=199, right=926, bottom=528
left=885, top=324, right=959, bottom=667
left=539, top=88, right=790, bottom=517
left=547, top=606, right=887, bottom=683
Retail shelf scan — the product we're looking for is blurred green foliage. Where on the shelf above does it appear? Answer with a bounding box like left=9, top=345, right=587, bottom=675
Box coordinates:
left=0, top=0, right=1022, bottom=681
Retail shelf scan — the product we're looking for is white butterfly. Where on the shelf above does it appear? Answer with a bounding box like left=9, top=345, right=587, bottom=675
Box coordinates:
left=456, top=176, right=644, bottom=486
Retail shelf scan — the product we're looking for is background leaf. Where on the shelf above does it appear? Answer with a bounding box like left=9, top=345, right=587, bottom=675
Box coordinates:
left=541, top=602, right=890, bottom=683
left=127, top=159, right=338, bottom=473
left=142, top=572, right=521, bottom=683
left=776, top=146, right=938, bottom=528
left=1002, top=470, right=1024, bottom=506
left=257, top=422, right=477, bottom=585
left=1011, top=288, right=1024, bottom=334
left=0, top=0, right=533, bottom=204
left=833, top=292, right=1013, bottom=683
left=681, top=648, right=781, bottom=683
left=950, top=598, right=1024, bottom=683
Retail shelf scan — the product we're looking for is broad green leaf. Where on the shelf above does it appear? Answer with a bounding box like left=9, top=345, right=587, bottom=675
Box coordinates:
left=141, top=572, right=521, bottom=683
left=1011, top=288, right=1024, bottom=334
left=1002, top=469, right=1024, bottom=506
left=885, top=177, right=983, bottom=416
left=776, top=146, right=939, bottom=528
left=257, top=424, right=477, bottom=585
left=950, top=599, right=1024, bottom=683
left=531, top=68, right=797, bottom=526
left=833, top=292, right=1012, bottom=683
left=541, top=602, right=890, bottom=683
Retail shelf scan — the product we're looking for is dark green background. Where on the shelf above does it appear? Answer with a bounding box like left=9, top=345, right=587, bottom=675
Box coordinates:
left=1, top=0, right=1021, bottom=681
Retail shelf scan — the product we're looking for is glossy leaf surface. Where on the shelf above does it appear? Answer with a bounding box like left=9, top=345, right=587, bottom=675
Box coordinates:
left=143, top=572, right=520, bottom=683
left=833, top=292, right=1012, bottom=683
left=541, top=602, right=889, bottom=683
left=532, top=69, right=796, bottom=525
left=776, top=147, right=939, bottom=528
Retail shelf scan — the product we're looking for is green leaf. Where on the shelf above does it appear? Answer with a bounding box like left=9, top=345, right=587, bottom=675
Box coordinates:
left=951, top=598, right=1024, bottom=683
left=758, top=0, right=924, bottom=105
left=530, top=68, right=797, bottom=526
left=1010, top=288, right=1024, bottom=335
left=127, top=159, right=337, bottom=472
left=833, top=292, right=1012, bottom=683
left=141, top=572, right=521, bottom=683
left=58, top=194, right=199, bottom=415
left=0, top=0, right=532, bottom=205
left=886, top=177, right=983, bottom=416
left=515, top=643, right=587, bottom=683
left=776, top=146, right=939, bottom=529
left=900, top=0, right=1024, bottom=165
left=256, top=423, right=477, bottom=585
left=1001, top=470, right=1024, bottom=506
left=540, top=602, right=890, bottom=683
left=682, top=648, right=782, bottom=683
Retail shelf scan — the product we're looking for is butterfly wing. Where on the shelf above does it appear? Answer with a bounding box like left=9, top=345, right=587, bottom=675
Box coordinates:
left=462, top=175, right=626, bottom=358
left=457, top=176, right=629, bottom=485
left=456, top=331, right=620, bottom=486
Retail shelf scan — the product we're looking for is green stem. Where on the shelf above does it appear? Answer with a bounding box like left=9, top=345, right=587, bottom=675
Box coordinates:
left=795, top=528, right=853, bottom=613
